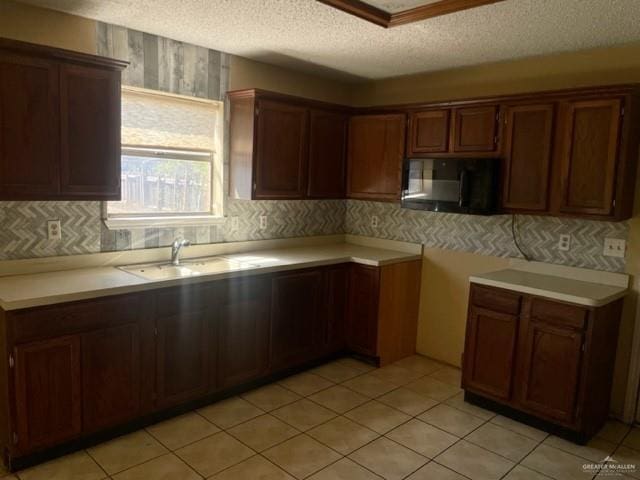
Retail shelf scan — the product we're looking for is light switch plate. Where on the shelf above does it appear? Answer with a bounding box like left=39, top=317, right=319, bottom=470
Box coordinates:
left=603, top=238, right=626, bottom=258
left=47, top=220, right=62, bottom=240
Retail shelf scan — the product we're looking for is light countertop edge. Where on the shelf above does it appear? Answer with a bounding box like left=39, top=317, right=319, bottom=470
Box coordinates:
left=469, top=275, right=628, bottom=307
left=0, top=246, right=422, bottom=311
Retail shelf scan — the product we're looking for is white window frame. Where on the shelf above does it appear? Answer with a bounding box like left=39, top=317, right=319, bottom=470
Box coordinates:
left=103, top=86, right=224, bottom=230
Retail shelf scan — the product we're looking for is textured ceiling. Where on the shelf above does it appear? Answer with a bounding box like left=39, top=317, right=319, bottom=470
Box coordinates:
left=15, top=0, right=640, bottom=81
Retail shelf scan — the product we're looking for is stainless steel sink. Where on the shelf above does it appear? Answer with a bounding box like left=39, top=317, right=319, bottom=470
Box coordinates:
left=119, top=257, right=247, bottom=281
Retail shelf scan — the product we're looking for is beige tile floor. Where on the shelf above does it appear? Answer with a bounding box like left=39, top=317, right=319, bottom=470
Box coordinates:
left=1, top=354, right=638, bottom=480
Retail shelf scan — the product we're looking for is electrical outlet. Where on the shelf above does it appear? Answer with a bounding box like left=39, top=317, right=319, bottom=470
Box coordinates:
left=231, top=216, right=239, bottom=230
left=259, top=215, right=267, bottom=230
left=558, top=234, right=571, bottom=252
left=47, top=220, right=62, bottom=240
left=371, top=215, right=379, bottom=228
left=604, top=238, right=626, bottom=258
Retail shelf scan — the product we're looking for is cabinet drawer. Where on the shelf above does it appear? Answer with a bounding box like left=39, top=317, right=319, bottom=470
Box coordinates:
left=530, top=298, right=587, bottom=330
left=471, top=285, right=521, bottom=315
left=156, top=284, right=212, bottom=316
left=10, top=295, right=142, bottom=342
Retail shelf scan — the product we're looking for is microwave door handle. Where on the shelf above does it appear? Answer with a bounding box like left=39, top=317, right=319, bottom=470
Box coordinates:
left=459, top=170, right=469, bottom=207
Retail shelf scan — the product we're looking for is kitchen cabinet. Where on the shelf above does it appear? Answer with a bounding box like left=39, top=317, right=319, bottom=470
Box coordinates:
left=270, top=269, right=323, bottom=369
left=408, top=109, right=450, bottom=154
left=556, top=98, right=622, bottom=217
left=228, top=89, right=348, bottom=200
left=155, top=286, right=213, bottom=408
left=81, top=324, right=140, bottom=432
left=217, top=277, right=271, bottom=389
left=347, top=114, right=406, bottom=201
left=0, top=38, right=126, bottom=200
left=321, top=265, right=350, bottom=353
left=452, top=105, right=499, bottom=153
left=13, top=336, right=82, bottom=453
left=308, top=110, right=348, bottom=198
left=0, top=258, right=422, bottom=469
left=462, top=283, right=623, bottom=441
left=501, top=104, right=554, bottom=212
left=347, top=265, right=380, bottom=356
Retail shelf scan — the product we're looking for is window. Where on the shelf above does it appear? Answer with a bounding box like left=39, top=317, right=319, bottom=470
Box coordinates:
left=105, top=87, right=223, bottom=228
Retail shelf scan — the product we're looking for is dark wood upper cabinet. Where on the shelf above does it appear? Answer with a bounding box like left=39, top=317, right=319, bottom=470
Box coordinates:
left=270, top=269, right=322, bottom=370
left=228, top=89, right=349, bottom=200
left=217, top=277, right=271, bottom=389
left=347, top=114, right=406, bottom=201
left=14, top=336, right=82, bottom=453
left=408, top=109, right=450, bottom=155
left=308, top=109, right=348, bottom=198
left=0, top=38, right=126, bottom=201
left=81, top=324, right=140, bottom=432
left=60, top=64, right=121, bottom=199
left=557, top=98, right=622, bottom=217
left=0, top=52, right=59, bottom=197
left=155, top=287, right=212, bottom=408
left=254, top=99, right=308, bottom=199
left=452, top=105, right=499, bottom=153
left=502, top=104, right=554, bottom=212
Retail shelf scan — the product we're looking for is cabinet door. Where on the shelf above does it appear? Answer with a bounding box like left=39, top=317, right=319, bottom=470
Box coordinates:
left=502, top=104, right=554, bottom=212
left=462, top=305, right=518, bottom=402
left=408, top=110, right=450, bottom=155
left=82, top=324, right=140, bottom=432
left=452, top=105, right=498, bottom=153
left=558, top=99, right=622, bottom=216
left=255, top=100, right=308, bottom=199
left=14, top=336, right=81, bottom=452
left=59, top=63, right=120, bottom=199
left=156, top=289, right=211, bottom=408
left=0, top=53, right=59, bottom=198
left=270, top=270, right=322, bottom=369
left=217, top=277, right=271, bottom=389
left=308, top=109, right=348, bottom=198
left=322, top=265, right=349, bottom=353
left=517, top=317, right=584, bottom=424
left=347, top=114, right=405, bottom=201
left=346, top=265, right=380, bottom=356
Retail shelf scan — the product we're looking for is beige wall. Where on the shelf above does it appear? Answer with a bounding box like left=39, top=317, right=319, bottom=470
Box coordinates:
left=229, top=56, right=353, bottom=105
left=352, top=42, right=640, bottom=106
left=0, top=0, right=96, bottom=54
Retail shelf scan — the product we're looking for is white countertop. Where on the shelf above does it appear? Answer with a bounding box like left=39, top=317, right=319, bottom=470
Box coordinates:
left=470, top=261, right=629, bottom=307
left=0, top=241, right=421, bottom=311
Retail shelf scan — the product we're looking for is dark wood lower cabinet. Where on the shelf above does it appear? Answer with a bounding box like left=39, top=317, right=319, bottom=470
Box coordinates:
left=81, top=324, right=140, bottom=432
left=0, top=259, right=422, bottom=469
left=462, top=283, right=622, bottom=441
left=217, top=277, right=271, bottom=389
left=13, top=336, right=82, bottom=453
left=270, top=269, right=323, bottom=370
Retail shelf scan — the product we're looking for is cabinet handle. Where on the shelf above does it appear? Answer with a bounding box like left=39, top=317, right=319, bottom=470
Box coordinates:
left=8, top=354, right=14, bottom=369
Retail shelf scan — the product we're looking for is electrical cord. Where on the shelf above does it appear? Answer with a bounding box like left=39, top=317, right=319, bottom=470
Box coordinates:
left=511, top=214, right=531, bottom=261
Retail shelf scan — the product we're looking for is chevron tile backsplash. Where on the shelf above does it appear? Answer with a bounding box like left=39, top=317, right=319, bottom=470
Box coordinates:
left=345, top=200, right=628, bottom=272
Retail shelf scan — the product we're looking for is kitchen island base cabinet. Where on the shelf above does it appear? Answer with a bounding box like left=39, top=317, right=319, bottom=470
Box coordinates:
left=462, top=284, right=622, bottom=442
left=0, top=258, right=422, bottom=470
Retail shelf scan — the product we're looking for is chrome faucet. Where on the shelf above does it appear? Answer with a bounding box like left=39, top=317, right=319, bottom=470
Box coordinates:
left=170, top=238, right=191, bottom=266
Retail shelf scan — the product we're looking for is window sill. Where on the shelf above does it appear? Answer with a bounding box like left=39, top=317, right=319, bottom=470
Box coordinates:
left=104, top=215, right=225, bottom=230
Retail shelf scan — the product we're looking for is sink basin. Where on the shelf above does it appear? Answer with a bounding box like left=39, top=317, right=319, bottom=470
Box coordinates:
left=119, top=257, right=246, bottom=281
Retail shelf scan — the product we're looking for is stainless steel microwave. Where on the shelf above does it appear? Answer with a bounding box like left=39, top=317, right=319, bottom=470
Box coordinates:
left=401, top=158, right=499, bottom=215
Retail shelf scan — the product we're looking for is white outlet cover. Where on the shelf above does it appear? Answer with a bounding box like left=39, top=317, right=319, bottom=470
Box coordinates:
left=47, top=219, right=62, bottom=240
left=603, top=238, right=626, bottom=258
left=371, top=215, right=379, bottom=228
left=558, top=234, right=571, bottom=252
left=231, top=216, right=239, bottom=229
left=259, top=215, right=267, bottom=230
